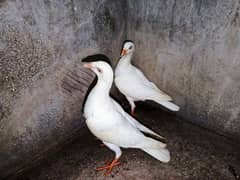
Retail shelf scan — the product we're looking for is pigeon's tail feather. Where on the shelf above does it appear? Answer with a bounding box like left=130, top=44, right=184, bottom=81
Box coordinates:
left=142, top=148, right=170, bottom=163
left=154, top=99, right=180, bottom=111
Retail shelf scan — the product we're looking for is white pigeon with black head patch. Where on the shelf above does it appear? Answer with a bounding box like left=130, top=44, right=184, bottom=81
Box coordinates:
left=115, top=40, right=180, bottom=115
left=83, top=54, right=170, bottom=176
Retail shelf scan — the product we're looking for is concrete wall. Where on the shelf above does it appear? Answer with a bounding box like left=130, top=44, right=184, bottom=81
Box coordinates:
left=126, top=0, right=240, bottom=140
left=0, top=0, right=125, bottom=178
left=0, top=0, right=240, bottom=178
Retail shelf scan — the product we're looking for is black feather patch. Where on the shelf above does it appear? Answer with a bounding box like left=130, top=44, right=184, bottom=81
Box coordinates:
left=123, top=39, right=134, bottom=44
left=81, top=54, right=112, bottom=66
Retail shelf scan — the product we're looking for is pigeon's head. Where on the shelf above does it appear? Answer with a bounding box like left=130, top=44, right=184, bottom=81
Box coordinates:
left=82, top=54, right=113, bottom=83
left=121, top=40, right=135, bottom=57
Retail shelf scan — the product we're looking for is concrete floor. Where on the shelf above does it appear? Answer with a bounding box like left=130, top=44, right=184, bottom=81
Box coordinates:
left=17, top=102, right=240, bottom=180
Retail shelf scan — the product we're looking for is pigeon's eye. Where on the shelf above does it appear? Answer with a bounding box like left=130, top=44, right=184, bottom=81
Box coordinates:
left=97, top=67, right=102, bottom=73
left=129, top=46, right=133, bottom=50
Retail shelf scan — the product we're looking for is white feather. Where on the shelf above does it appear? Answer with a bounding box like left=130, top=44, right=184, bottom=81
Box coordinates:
left=142, top=147, right=170, bottom=163
left=115, top=41, right=179, bottom=112
left=83, top=60, right=170, bottom=163
left=112, top=100, right=165, bottom=139
left=154, top=100, right=180, bottom=111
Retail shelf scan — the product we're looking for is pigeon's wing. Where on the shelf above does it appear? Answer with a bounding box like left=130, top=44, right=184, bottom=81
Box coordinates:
left=132, top=66, right=155, bottom=88
left=131, top=66, right=172, bottom=101
left=111, top=99, right=164, bottom=139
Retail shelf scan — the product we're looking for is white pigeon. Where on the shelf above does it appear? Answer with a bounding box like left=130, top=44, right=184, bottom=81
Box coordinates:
left=115, top=40, right=180, bottom=116
left=82, top=54, right=170, bottom=176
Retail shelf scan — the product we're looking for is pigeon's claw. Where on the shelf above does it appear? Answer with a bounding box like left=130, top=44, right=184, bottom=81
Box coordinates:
left=131, top=109, right=136, bottom=117
left=99, top=143, right=105, bottom=147
left=96, top=158, right=120, bottom=176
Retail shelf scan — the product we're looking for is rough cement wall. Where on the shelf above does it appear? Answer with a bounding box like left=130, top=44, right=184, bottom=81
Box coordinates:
left=1, top=0, right=240, bottom=178
left=126, top=0, right=240, bottom=140
left=0, top=0, right=125, bottom=178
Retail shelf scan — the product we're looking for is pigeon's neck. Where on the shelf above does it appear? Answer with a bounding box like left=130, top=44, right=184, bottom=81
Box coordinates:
left=91, top=76, right=113, bottom=99
left=119, top=53, right=133, bottom=66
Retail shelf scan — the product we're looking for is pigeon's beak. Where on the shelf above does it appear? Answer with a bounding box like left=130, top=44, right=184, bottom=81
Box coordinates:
left=121, top=49, right=127, bottom=56
left=83, top=62, right=92, bottom=69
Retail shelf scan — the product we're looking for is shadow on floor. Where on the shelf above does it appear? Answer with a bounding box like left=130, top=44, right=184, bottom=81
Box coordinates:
left=16, top=102, right=240, bottom=180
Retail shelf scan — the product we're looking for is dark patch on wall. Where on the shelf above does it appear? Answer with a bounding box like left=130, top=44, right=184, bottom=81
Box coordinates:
left=231, top=3, right=240, bottom=26
left=0, top=104, right=4, bottom=121
left=92, top=4, right=116, bottom=41
left=92, top=0, right=126, bottom=57
left=169, top=0, right=177, bottom=41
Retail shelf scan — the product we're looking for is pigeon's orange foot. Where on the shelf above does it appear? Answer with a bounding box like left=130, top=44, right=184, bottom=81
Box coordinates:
left=96, top=158, right=120, bottom=176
